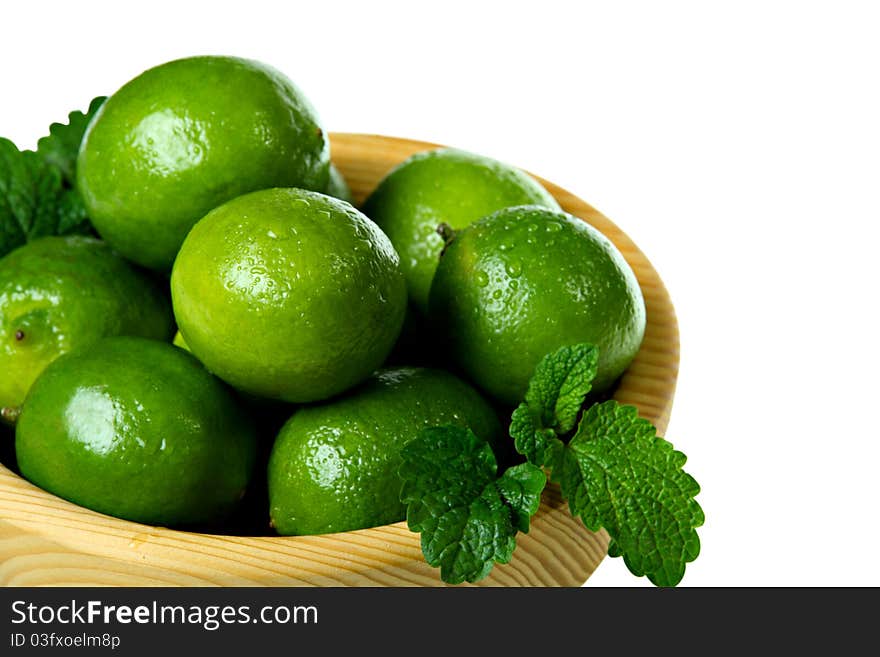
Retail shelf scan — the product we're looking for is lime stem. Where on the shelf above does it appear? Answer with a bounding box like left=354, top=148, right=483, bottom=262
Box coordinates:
left=1, top=406, right=20, bottom=426
left=436, top=223, right=457, bottom=257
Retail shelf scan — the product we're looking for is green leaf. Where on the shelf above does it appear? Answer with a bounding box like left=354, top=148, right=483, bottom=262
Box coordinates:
left=54, top=188, right=90, bottom=234
left=399, top=425, right=546, bottom=584
left=529, top=343, right=599, bottom=431
left=1, top=139, right=62, bottom=256
left=496, top=462, right=546, bottom=533
left=0, top=99, right=102, bottom=259
left=510, top=404, right=557, bottom=467
left=560, top=400, right=704, bottom=587
left=510, top=343, right=598, bottom=466
left=36, top=96, right=106, bottom=184
left=509, top=342, right=703, bottom=586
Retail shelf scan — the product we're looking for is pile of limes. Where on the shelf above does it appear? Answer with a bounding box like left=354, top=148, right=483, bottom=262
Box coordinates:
left=1, top=56, right=645, bottom=535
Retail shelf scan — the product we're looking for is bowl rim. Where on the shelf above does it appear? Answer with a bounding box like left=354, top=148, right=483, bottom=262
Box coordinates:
left=0, top=132, right=679, bottom=587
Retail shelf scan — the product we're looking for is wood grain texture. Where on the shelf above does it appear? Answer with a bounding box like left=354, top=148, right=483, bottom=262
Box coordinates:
left=0, top=133, right=679, bottom=587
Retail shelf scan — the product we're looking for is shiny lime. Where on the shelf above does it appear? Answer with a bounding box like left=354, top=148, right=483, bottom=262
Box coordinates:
left=172, top=330, right=189, bottom=350
left=429, top=205, right=646, bottom=406
left=171, top=188, right=407, bottom=403
left=15, top=337, right=257, bottom=526
left=77, top=55, right=330, bottom=270
left=268, top=367, right=502, bottom=535
left=362, top=148, right=560, bottom=313
left=0, top=236, right=173, bottom=411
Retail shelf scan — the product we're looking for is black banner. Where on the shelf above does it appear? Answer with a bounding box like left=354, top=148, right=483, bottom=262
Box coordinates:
left=0, top=587, right=873, bottom=653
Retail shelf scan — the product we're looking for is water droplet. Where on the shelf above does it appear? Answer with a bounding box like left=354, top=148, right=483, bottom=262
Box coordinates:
left=492, top=289, right=502, bottom=300
left=527, top=223, right=538, bottom=232
left=505, top=261, right=522, bottom=278
left=546, top=221, right=562, bottom=232
left=475, top=271, right=489, bottom=287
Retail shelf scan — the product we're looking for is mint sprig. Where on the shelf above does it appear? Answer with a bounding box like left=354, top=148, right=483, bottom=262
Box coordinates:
left=399, top=425, right=545, bottom=584
left=554, top=401, right=703, bottom=586
left=511, top=345, right=703, bottom=586
left=402, top=343, right=704, bottom=586
left=0, top=97, right=105, bottom=259
left=510, top=343, right=598, bottom=466
left=37, top=97, right=106, bottom=185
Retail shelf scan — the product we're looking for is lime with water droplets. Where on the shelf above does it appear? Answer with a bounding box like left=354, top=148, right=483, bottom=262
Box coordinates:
left=15, top=337, right=257, bottom=526
left=0, top=236, right=173, bottom=412
left=362, top=148, right=560, bottom=314
left=77, top=55, right=330, bottom=271
left=429, top=205, right=646, bottom=406
left=171, top=188, right=407, bottom=403
left=268, top=367, right=502, bottom=535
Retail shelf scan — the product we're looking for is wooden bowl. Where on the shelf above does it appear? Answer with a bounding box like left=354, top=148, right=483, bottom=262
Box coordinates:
left=0, top=133, right=679, bottom=586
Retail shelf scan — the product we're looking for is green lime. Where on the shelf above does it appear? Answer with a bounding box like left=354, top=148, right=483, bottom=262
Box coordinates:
left=77, top=55, right=330, bottom=271
left=429, top=205, right=646, bottom=406
left=15, top=337, right=257, bottom=526
left=362, top=148, right=560, bottom=313
left=172, top=330, right=189, bottom=350
left=0, top=236, right=173, bottom=411
left=170, top=188, right=407, bottom=403
left=268, top=367, right=502, bottom=535
left=326, top=163, right=354, bottom=205
left=170, top=329, right=292, bottom=437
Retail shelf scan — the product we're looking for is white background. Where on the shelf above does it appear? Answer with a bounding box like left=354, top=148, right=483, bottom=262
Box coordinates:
left=2, top=1, right=879, bottom=586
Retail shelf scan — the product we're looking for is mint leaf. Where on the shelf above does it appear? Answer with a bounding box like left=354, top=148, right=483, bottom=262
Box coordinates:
left=37, top=96, right=106, bottom=184
left=510, top=343, right=598, bottom=466
left=1, top=99, right=102, bottom=259
left=510, top=343, right=703, bottom=586
left=0, top=139, right=90, bottom=257
left=509, top=405, right=556, bottom=467
left=529, top=343, right=599, bottom=431
left=496, top=462, right=546, bottom=533
left=2, top=140, right=63, bottom=255
left=399, top=425, right=546, bottom=584
left=54, top=188, right=90, bottom=235
left=560, top=400, right=704, bottom=586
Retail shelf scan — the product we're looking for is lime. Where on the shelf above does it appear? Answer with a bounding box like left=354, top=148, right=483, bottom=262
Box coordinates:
left=15, top=337, right=257, bottom=526
left=77, top=55, right=330, bottom=271
left=0, top=236, right=173, bottom=411
left=429, top=205, right=646, bottom=406
left=362, top=148, right=560, bottom=313
left=172, top=330, right=189, bottom=350
left=170, top=188, right=407, bottom=403
left=267, top=367, right=502, bottom=535
left=170, top=329, right=291, bottom=436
